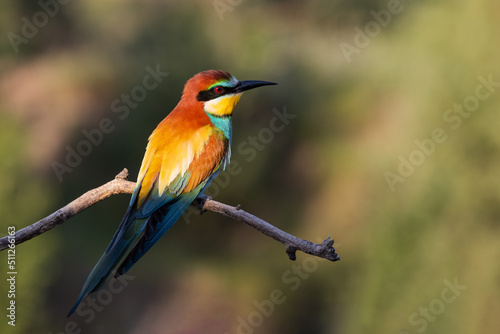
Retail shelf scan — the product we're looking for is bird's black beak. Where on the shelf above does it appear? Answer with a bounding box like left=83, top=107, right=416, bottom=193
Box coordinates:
left=234, top=80, right=277, bottom=93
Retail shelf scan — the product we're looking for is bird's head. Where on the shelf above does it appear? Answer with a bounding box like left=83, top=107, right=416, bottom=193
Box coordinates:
left=182, top=70, right=277, bottom=117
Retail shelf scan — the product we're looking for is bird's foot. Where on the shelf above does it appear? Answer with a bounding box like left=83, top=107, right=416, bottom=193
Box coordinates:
left=193, top=194, right=212, bottom=214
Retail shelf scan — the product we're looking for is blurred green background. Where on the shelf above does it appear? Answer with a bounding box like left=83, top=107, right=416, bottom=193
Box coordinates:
left=1, top=0, right=499, bottom=333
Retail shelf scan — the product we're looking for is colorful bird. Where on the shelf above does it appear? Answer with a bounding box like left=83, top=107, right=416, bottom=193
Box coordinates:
left=68, top=70, right=276, bottom=316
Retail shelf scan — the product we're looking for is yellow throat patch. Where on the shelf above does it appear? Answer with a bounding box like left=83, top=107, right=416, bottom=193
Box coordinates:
left=203, top=93, right=242, bottom=117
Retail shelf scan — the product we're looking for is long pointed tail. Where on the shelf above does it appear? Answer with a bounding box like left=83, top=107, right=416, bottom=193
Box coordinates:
left=115, top=192, right=198, bottom=276
left=67, top=214, right=146, bottom=317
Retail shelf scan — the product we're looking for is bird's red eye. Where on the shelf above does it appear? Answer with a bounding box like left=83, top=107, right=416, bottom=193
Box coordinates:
left=214, top=86, right=224, bottom=94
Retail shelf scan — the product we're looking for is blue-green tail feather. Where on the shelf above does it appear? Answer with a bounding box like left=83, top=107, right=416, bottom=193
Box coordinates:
left=115, top=188, right=201, bottom=276
left=68, top=182, right=205, bottom=317
left=67, top=207, right=146, bottom=317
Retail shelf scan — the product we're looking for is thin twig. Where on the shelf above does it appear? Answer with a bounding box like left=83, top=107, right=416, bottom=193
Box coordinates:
left=192, top=197, right=339, bottom=261
left=0, top=169, right=339, bottom=262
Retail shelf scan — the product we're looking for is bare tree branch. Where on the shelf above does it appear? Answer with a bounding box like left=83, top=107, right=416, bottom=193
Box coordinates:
left=0, top=169, right=339, bottom=262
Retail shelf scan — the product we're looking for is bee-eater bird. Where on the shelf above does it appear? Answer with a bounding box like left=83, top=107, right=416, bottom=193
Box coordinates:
left=68, top=70, right=276, bottom=316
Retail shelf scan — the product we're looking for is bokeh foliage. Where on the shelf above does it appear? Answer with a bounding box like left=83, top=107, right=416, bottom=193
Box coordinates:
left=1, top=0, right=499, bottom=333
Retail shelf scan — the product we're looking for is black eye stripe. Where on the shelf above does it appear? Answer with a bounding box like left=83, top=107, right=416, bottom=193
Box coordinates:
left=197, top=85, right=236, bottom=102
